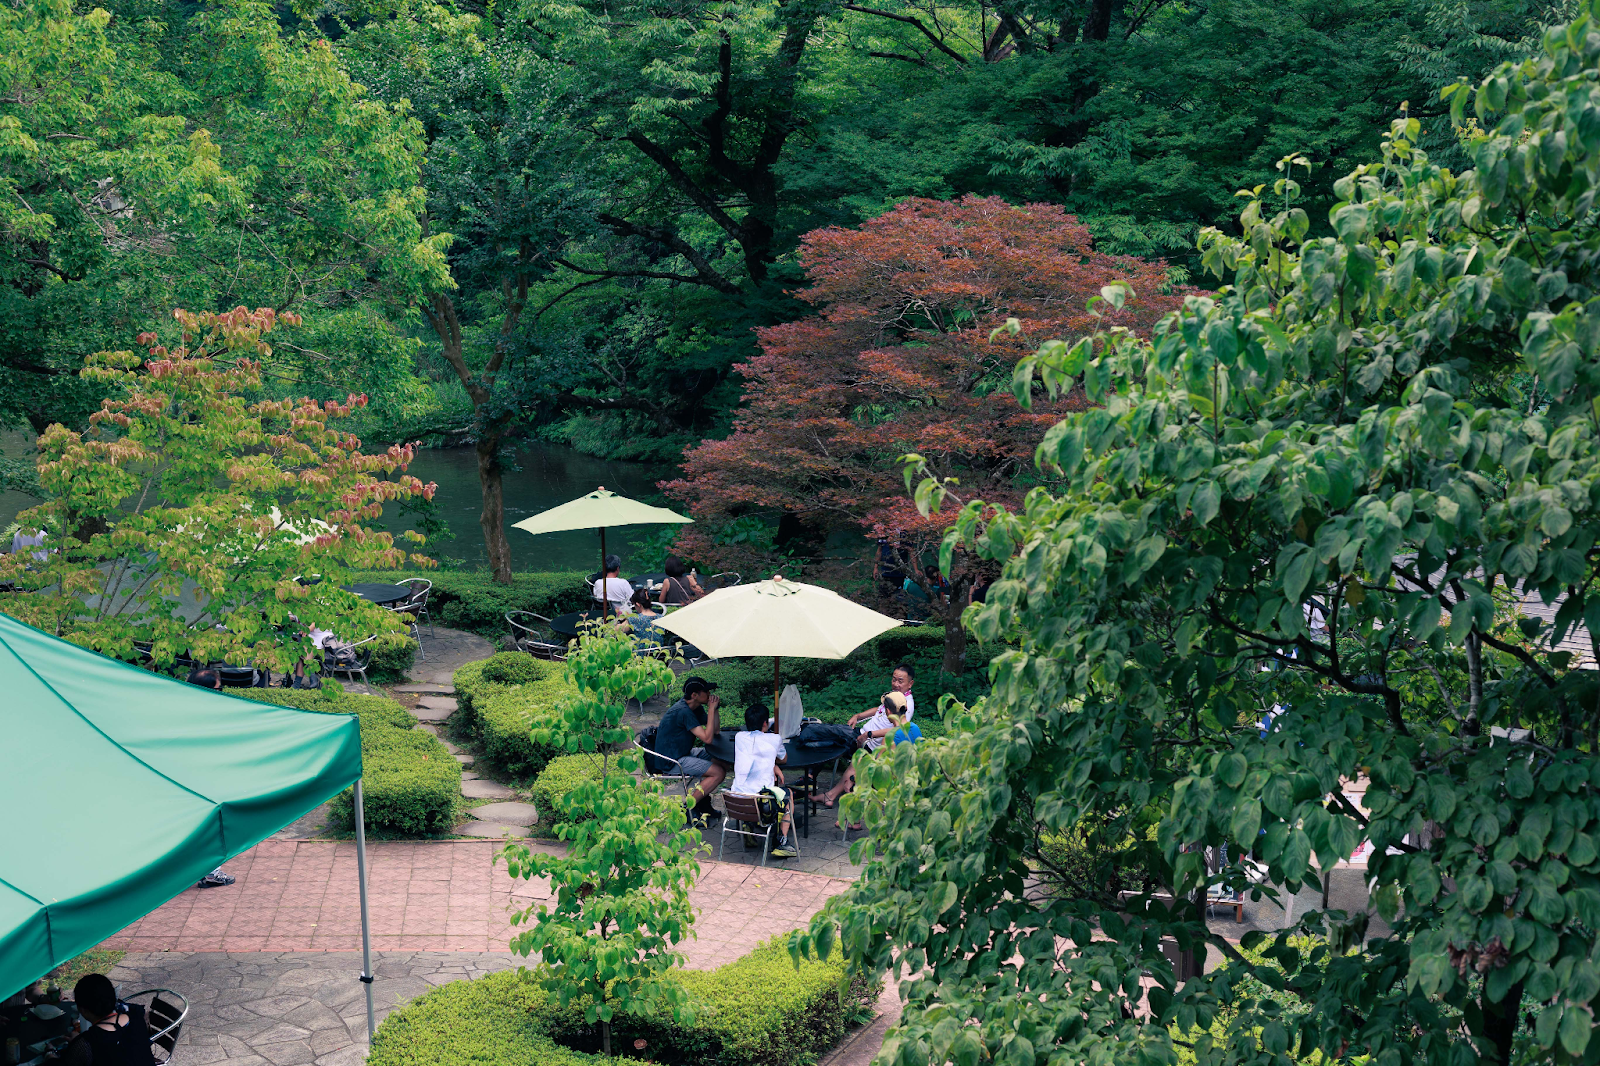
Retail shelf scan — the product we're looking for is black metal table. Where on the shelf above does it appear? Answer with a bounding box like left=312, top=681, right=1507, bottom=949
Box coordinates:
left=550, top=609, right=609, bottom=640
left=342, top=582, right=410, bottom=607
left=702, top=729, right=856, bottom=838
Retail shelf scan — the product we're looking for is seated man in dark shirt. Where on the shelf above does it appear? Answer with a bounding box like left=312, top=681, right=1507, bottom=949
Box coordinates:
left=655, top=677, right=725, bottom=827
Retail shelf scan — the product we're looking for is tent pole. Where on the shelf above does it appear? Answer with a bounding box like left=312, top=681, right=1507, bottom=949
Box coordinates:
left=354, top=778, right=376, bottom=1042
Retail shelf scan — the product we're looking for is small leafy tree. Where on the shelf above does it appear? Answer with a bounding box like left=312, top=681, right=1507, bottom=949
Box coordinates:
left=503, top=628, right=700, bottom=1058
left=795, top=7, right=1600, bottom=1065
left=0, top=307, right=434, bottom=672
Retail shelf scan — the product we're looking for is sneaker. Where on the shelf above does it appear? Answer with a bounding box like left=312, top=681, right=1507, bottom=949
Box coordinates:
left=199, top=870, right=235, bottom=887
left=770, top=838, right=798, bottom=859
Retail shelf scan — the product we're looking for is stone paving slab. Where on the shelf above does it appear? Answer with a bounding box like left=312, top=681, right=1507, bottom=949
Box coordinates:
left=107, top=951, right=516, bottom=1066
left=393, top=683, right=454, bottom=695
left=409, top=702, right=455, bottom=723
left=471, top=801, right=538, bottom=825
left=405, top=629, right=494, bottom=688
left=104, top=840, right=852, bottom=964
left=460, top=778, right=516, bottom=799
left=452, top=822, right=534, bottom=839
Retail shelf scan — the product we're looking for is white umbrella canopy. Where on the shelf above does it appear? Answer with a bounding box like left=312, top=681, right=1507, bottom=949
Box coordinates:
left=511, top=486, right=692, bottom=582
left=653, top=576, right=901, bottom=707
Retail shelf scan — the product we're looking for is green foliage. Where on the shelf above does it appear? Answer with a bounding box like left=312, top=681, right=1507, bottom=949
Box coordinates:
left=0, top=309, right=432, bottom=676
left=368, top=632, right=419, bottom=684
left=801, top=8, right=1600, bottom=1064
left=366, top=934, right=872, bottom=1066
left=350, top=570, right=590, bottom=640
left=453, top=652, right=564, bottom=736
left=529, top=754, right=605, bottom=829
left=503, top=627, right=698, bottom=1056
left=367, top=970, right=635, bottom=1066
left=239, top=688, right=461, bottom=836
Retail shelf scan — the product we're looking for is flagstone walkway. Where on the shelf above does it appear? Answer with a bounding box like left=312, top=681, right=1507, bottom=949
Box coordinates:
left=102, top=839, right=853, bottom=1064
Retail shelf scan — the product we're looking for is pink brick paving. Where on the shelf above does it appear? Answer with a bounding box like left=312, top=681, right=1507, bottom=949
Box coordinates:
left=104, top=839, right=852, bottom=968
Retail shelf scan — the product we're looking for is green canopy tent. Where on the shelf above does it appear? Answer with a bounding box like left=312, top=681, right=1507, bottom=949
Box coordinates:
left=0, top=612, right=379, bottom=1034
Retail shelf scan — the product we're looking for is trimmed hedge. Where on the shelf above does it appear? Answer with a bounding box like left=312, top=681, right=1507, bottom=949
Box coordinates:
left=367, top=970, right=634, bottom=1066
left=367, top=631, right=418, bottom=683
left=239, top=688, right=462, bottom=836
left=345, top=570, right=591, bottom=640
left=478, top=677, right=570, bottom=779
left=453, top=652, right=558, bottom=736
left=368, top=933, right=874, bottom=1066
left=528, top=753, right=605, bottom=828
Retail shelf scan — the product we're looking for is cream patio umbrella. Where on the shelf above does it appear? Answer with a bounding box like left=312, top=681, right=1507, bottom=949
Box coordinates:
left=652, top=576, right=901, bottom=710
left=511, top=486, right=693, bottom=585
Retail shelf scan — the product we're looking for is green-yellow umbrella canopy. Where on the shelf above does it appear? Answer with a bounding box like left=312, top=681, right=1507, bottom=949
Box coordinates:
left=653, top=576, right=901, bottom=707
left=511, top=486, right=692, bottom=581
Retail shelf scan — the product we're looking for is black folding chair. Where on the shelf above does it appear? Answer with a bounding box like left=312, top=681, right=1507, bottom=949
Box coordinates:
left=507, top=611, right=568, bottom=660
left=123, top=988, right=188, bottom=1064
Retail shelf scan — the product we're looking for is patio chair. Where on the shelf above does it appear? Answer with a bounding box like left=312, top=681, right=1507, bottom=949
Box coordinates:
left=507, top=611, right=568, bottom=660
left=634, top=726, right=698, bottom=796
left=706, top=571, right=741, bottom=591
left=123, top=988, right=188, bottom=1063
left=322, top=635, right=376, bottom=686
left=394, top=577, right=434, bottom=646
left=719, top=792, right=794, bottom=866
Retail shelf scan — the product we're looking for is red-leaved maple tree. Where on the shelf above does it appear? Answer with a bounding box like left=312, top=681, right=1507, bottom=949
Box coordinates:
left=664, top=195, right=1182, bottom=672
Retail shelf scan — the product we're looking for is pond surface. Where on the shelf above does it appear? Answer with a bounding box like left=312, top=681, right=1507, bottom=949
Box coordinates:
left=387, top=444, right=679, bottom=573
left=0, top=433, right=679, bottom=575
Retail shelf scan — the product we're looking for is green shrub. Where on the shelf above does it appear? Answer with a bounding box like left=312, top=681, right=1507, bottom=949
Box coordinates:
left=367, top=631, right=418, bottom=683
left=367, top=970, right=636, bottom=1066
left=528, top=753, right=605, bottom=828
left=368, top=935, right=873, bottom=1066
left=478, top=669, right=570, bottom=779
left=237, top=688, right=461, bottom=836
left=453, top=651, right=561, bottom=739
left=345, top=570, right=591, bottom=640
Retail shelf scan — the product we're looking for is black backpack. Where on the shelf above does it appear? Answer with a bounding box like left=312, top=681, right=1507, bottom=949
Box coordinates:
left=636, top=726, right=673, bottom=774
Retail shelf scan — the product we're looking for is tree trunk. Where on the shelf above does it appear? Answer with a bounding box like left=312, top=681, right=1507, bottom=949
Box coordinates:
left=476, top=430, right=512, bottom=584
left=601, top=1018, right=611, bottom=1059
left=1480, top=980, right=1523, bottom=1064
left=939, top=602, right=966, bottom=674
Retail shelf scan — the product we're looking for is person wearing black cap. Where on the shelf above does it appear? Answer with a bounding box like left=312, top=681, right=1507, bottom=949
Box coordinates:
left=658, top=676, right=725, bottom=827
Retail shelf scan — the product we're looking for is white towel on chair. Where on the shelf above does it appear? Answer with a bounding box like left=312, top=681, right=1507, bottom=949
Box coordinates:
left=778, top=684, right=804, bottom=738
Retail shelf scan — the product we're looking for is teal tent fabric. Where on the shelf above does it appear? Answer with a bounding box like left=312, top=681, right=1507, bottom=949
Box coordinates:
left=0, top=612, right=362, bottom=990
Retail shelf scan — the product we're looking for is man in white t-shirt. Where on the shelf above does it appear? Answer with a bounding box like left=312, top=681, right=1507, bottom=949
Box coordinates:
left=733, top=703, right=797, bottom=858
left=844, top=663, right=915, bottom=751
left=593, top=554, right=634, bottom=616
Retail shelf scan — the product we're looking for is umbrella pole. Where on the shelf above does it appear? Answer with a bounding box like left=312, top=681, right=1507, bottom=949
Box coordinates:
left=599, top=527, right=607, bottom=612
left=354, top=779, right=376, bottom=1041
left=773, top=655, right=781, bottom=715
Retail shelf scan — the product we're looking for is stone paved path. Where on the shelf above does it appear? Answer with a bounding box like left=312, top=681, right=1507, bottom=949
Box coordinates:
left=105, top=951, right=515, bottom=1066
left=101, top=840, right=852, bottom=1064
left=105, top=840, right=850, bottom=963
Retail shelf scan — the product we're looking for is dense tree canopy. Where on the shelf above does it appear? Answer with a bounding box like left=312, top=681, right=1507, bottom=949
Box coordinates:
left=795, top=5, right=1600, bottom=1064
left=666, top=195, right=1179, bottom=669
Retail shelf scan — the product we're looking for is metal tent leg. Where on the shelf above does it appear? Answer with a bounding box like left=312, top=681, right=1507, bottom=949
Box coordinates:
left=354, top=779, right=376, bottom=1041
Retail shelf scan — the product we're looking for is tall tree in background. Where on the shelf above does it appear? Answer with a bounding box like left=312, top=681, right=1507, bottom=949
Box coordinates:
left=342, top=5, right=591, bottom=583
left=665, top=196, right=1179, bottom=671
left=0, top=0, right=449, bottom=437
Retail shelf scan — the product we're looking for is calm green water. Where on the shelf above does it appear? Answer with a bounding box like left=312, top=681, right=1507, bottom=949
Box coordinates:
left=387, top=444, right=678, bottom=573
left=0, top=435, right=679, bottom=575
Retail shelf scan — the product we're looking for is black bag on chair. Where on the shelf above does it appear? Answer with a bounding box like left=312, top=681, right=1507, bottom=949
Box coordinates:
left=636, top=726, right=674, bottom=774
left=794, top=722, right=857, bottom=750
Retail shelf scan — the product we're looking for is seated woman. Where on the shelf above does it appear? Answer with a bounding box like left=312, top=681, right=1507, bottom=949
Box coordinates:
left=659, top=555, right=704, bottom=605
left=820, top=691, right=911, bottom=826
left=624, top=590, right=703, bottom=659
left=60, top=974, right=155, bottom=1066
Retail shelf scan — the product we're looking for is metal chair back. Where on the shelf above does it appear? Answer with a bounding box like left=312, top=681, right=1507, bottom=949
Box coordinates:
left=507, top=611, right=567, bottom=660
left=123, top=988, right=188, bottom=1063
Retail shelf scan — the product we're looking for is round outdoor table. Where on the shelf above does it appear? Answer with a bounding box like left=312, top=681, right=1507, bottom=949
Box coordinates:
left=342, top=582, right=410, bottom=607
left=550, top=609, right=608, bottom=640
left=631, top=572, right=667, bottom=591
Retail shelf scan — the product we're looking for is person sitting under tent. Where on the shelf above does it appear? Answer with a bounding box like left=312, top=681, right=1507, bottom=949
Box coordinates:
left=60, top=974, right=155, bottom=1066
left=593, top=554, right=634, bottom=616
